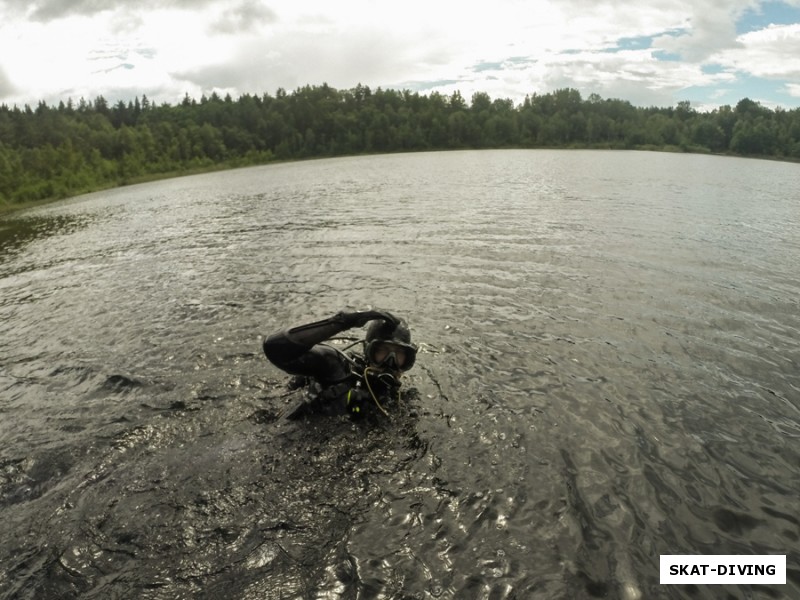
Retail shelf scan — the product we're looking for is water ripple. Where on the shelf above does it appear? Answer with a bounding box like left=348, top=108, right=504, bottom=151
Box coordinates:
left=1, top=151, right=798, bottom=598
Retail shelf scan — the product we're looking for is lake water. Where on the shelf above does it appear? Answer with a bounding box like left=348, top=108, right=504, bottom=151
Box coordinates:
left=1, top=150, right=798, bottom=599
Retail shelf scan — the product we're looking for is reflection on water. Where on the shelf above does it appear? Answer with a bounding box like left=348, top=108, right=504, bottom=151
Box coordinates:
left=0, top=213, right=92, bottom=261
left=1, top=150, right=799, bottom=599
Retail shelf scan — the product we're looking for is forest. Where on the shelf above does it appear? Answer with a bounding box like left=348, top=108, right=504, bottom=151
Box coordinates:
left=1, top=84, right=799, bottom=207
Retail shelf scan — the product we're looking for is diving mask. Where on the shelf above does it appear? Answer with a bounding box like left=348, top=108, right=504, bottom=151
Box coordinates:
left=365, top=339, right=417, bottom=371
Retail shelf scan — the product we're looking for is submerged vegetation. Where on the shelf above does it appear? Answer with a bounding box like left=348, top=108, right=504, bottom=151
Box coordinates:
left=2, top=84, right=799, bottom=208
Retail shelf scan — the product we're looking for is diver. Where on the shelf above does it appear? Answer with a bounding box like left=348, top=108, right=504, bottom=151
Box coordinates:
left=263, top=309, right=418, bottom=419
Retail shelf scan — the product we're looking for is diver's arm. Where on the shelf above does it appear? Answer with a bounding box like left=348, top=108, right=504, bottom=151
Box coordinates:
left=263, top=310, right=397, bottom=373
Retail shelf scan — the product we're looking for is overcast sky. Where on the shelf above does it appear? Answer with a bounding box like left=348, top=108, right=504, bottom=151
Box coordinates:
left=1, top=0, right=799, bottom=111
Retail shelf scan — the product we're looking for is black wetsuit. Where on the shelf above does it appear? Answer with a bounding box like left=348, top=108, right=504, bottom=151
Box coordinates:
left=263, top=312, right=401, bottom=418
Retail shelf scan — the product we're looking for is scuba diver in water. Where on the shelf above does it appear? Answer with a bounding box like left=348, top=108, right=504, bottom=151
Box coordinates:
left=263, top=310, right=417, bottom=419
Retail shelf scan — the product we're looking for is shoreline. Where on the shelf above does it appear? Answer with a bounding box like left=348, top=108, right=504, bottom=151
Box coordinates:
left=2, top=146, right=796, bottom=217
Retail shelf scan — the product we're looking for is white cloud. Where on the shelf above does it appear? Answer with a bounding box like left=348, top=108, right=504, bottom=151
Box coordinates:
left=514, top=48, right=735, bottom=107
left=712, top=23, right=800, bottom=79
left=0, top=17, right=102, bottom=102
left=208, top=0, right=278, bottom=35
left=653, top=1, right=751, bottom=61
left=0, top=0, right=798, bottom=108
left=171, top=23, right=452, bottom=98
left=0, top=0, right=221, bottom=22
left=0, top=65, right=15, bottom=98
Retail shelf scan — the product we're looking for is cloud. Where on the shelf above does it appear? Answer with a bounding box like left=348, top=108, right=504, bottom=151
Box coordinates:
left=713, top=23, right=800, bottom=79
left=108, top=8, right=146, bottom=35
left=29, top=0, right=120, bottom=21
left=166, top=2, right=799, bottom=110
left=0, top=0, right=798, bottom=110
left=208, top=0, right=278, bottom=35
left=533, top=49, right=724, bottom=105
left=172, top=24, right=445, bottom=96
left=3, top=0, right=223, bottom=22
left=0, top=66, right=16, bottom=100
left=652, top=1, right=754, bottom=61
left=402, top=40, right=738, bottom=108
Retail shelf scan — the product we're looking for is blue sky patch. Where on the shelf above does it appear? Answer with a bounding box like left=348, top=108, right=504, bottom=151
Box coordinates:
left=701, top=64, right=727, bottom=75
left=653, top=50, right=682, bottom=61
left=736, top=1, right=800, bottom=34
left=473, top=61, right=504, bottom=73
left=615, top=35, right=654, bottom=51
left=682, top=73, right=791, bottom=108
left=605, top=28, right=687, bottom=54
left=401, top=79, right=463, bottom=92
left=471, top=57, right=536, bottom=72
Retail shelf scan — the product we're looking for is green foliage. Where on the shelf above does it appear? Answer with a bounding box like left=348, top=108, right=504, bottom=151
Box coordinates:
left=0, top=85, right=798, bottom=206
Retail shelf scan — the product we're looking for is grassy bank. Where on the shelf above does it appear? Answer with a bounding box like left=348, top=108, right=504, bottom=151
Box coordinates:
left=0, top=156, right=274, bottom=217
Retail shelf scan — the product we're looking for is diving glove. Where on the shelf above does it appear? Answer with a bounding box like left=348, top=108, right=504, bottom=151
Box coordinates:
left=335, top=309, right=399, bottom=329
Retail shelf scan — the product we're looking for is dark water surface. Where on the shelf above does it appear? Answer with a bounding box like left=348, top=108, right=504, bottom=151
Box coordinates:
left=1, top=150, right=798, bottom=599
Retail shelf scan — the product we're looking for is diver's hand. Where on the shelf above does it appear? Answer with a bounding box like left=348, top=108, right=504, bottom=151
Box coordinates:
left=335, top=309, right=399, bottom=329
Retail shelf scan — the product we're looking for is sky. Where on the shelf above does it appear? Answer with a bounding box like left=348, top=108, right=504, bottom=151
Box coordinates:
left=0, top=0, right=799, bottom=112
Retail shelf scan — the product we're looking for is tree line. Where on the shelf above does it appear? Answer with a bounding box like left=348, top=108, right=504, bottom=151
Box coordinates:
left=1, top=84, right=799, bottom=206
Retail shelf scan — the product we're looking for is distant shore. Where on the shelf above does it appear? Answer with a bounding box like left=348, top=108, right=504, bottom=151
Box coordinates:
left=2, top=145, right=797, bottom=218
left=6, top=145, right=800, bottom=217
left=3, top=86, right=798, bottom=215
